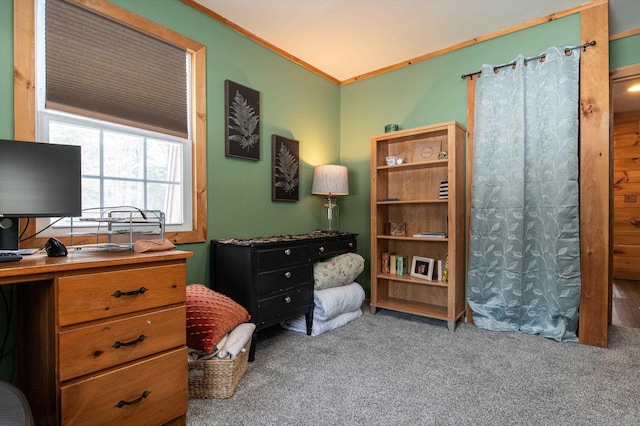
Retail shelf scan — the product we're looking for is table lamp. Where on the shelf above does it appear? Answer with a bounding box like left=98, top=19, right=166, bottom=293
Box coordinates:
left=311, top=165, right=349, bottom=232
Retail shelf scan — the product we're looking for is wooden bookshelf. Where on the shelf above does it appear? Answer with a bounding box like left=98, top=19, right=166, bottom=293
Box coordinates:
left=370, top=121, right=467, bottom=330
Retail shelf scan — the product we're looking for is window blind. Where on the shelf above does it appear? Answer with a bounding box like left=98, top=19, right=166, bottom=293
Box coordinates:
left=45, top=0, right=188, bottom=138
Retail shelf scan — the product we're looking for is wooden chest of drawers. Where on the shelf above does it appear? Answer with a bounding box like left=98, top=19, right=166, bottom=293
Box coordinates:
left=2, top=250, right=193, bottom=425
left=211, top=232, right=357, bottom=361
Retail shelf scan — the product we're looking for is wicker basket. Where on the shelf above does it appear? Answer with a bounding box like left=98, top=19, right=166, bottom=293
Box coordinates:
left=188, top=338, right=251, bottom=399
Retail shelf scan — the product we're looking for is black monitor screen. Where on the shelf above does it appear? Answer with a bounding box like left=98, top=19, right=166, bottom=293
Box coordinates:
left=0, top=139, right=82, bottom=218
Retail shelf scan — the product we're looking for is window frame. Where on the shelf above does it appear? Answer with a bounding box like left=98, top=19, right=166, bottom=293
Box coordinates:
left=14, top=0, right=207, bottom=248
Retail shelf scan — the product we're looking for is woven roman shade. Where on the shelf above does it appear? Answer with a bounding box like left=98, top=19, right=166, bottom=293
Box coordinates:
left=45, top=0, right=188, bottom=138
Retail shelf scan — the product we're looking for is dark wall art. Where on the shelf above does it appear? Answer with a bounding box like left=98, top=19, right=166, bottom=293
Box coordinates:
left=225, top=80, right=260, bottom=160
left=272, top=135, right=299, bottom=202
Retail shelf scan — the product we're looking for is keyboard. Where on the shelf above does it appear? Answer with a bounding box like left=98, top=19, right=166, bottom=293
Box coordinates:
left=0, top=249, right=37, bottom=255
left=0, top=252, right=22, bottom=262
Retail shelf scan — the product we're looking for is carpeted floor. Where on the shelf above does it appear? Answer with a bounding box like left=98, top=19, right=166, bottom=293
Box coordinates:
left=187, top=305, right=640, bottom=425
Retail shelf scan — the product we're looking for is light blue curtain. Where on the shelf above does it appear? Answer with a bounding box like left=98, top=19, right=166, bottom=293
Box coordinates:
left=467, top=46, right=581, bottom=342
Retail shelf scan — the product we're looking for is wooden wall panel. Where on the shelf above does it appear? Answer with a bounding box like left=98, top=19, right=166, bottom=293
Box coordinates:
left=613, top=111, right=640, bottom=279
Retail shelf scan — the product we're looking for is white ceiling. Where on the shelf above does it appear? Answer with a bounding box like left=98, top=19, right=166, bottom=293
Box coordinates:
left=192, top=0, right=640, bottom=82
left=191, top=0, right=640, bottom=111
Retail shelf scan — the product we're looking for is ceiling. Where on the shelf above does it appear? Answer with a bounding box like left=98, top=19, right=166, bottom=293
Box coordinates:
left=190, top=0, right=640, bottom=110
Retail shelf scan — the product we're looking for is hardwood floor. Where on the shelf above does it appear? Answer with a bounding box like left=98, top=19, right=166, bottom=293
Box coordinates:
left=612, top=279, right=640, bottom=328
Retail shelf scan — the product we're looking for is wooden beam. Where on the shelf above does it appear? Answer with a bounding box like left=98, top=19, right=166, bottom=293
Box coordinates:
left=578, top=0, right=610, bottom=347
left=465, top=77, right=476, bottom=324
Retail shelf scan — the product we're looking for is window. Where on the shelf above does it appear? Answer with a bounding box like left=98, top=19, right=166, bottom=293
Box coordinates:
left=38, top=114, right=190, bottom=230
left=14, top=0, right=207, bottom=247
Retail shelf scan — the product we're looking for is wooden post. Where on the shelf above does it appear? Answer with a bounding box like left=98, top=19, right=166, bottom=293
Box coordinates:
left=578, top=0, right=610, bottom=347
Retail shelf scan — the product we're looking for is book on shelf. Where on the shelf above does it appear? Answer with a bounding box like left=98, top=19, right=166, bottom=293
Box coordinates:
left=442, top=256, right=449, bottom=282
left=437, top=259, right=444, bottom=281
left=439, top=181, right=449, bottom=200
left=396, top=255, right=409, bottom=275
left=381, top=252, right=391, bottom=274
left=413, top=232, right=447, bottom=238
left=390, top=254, right=397, bottom=274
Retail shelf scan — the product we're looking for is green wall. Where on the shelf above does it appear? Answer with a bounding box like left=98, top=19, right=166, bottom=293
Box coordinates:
left=611, top=33, right=640, bottom=69
left=0, top=0, right=340, bottom=381
left=1, top=0, right=640, bottom=382
left=339, top=15, right=581, bottom=291
left=108, top=0, right=342, bottom=287
left=1, top=0, right=13, bottom=139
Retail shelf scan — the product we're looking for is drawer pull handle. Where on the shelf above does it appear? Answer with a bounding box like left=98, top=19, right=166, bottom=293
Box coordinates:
left=115, top=390, right=151, bottom=408
left=284, top=249, right=291, bottom=255
left=284, top=296, right=292, bottom=303
left=112, top=335, right=147, bottom=349
left=111, top=287, right=147, bottom=298
left=284, top=271, right=292, bottom=278
left=349, top=242, right=354, bottom=248
left=318, top=246, right=325, bottom=253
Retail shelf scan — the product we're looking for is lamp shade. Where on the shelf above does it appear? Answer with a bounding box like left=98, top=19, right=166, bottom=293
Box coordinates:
left=311, top=165, right=349, bottom=196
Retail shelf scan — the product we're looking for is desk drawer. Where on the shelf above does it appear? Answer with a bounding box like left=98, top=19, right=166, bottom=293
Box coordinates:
left=311, top=238, right=356, bottom=258
left=61, top=347, right=187, bottom=426
left=59, top=306, right=185, bottom=381
left=257, top=264, right=311, bottom=296
left=257, top=245, right=309, bottom=269
left=58, top=264, right=186, bottom=326
left=256, top=285, right=312, bottom=326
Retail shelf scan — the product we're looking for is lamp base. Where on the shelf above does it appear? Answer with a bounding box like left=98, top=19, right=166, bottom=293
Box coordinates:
left=321, top=197, right=340, bottom=232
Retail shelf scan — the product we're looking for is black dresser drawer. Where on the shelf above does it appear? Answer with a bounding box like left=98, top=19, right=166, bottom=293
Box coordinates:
left=311, top=238, right=356, bottom=259
left=257, top=264, right=311, bottom=296
left=256, top=285, right=313, bottom=326
left=257, top=245, right=309, bottom=269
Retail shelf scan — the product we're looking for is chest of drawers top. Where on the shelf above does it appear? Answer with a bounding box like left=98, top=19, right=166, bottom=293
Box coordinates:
left=213, top=231, right=357, bottom=261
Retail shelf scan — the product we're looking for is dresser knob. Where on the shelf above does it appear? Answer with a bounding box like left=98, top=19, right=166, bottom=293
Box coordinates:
left=284, top=296, right=292, bottom=303
left=284, top=271, right=292, bottom=278
left=318, top=246, right=325, bottom=253
left=349, top=242, right=353, bottom=247
left=284, top=249, right=291, bottom=255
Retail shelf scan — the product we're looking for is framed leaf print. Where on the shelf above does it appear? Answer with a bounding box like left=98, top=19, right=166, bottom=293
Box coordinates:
left=225, top=80, right=260, bottom=160
left=272, top=135, right=299, bottom=202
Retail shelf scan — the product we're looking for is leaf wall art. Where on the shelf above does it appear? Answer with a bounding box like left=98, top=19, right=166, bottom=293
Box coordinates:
left=272, top=135, right=299, bottom=201
left=225, top=80, right=260, bottom=160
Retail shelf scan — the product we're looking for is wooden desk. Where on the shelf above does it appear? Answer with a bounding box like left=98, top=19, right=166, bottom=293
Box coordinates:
left=0, top=249, right=193, bottom=426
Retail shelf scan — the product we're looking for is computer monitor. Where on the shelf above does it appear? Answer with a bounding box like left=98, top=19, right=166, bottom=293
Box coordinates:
left=0, top=139, right=82, bottom=250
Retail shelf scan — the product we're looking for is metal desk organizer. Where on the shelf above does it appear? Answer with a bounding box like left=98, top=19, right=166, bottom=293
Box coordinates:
left=69, top=208, right=165, bottom=251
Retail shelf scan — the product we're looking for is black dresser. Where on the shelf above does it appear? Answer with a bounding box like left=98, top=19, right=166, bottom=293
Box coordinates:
left=211, top=231, right=357, bottom=361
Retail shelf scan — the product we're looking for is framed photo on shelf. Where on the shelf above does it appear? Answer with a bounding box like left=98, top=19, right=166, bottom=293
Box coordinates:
left=271, top=135, right=300, bottom=201
left=411, top=256, right=434, bottom=280
left=225, top=80, right=260, bottom=160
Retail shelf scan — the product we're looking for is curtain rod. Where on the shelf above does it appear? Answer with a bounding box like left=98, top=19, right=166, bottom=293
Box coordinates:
left=461, top=41, right=596, bottom=80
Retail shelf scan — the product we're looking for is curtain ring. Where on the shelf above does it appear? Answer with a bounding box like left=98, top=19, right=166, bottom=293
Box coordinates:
left=540, top=54, right=546, bottom=63
left=564, top=48, right=572, bottom=56
left=493, top=66, right=499, bottom=74
left=512, top=63, right=516, bottom=70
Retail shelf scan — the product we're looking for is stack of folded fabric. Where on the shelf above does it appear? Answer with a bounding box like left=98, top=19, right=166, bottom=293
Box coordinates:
left=282, top=252, right=365, bottom=336
left=188, top=322, right=255, bottom=361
